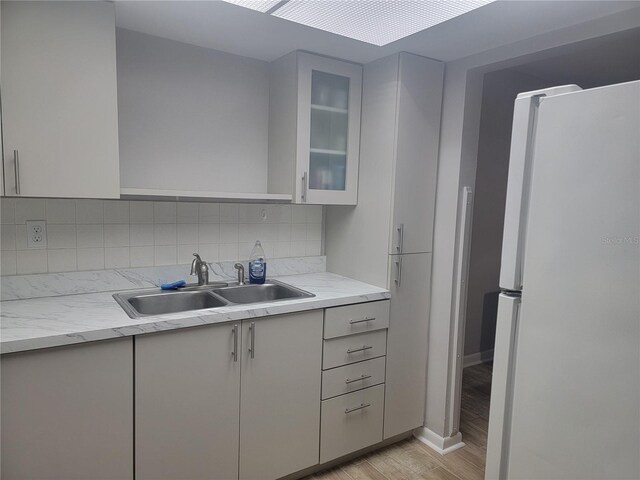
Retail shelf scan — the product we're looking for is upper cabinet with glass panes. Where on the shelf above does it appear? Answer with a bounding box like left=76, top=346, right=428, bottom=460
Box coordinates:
left=268, top=52, right=362, bottom=205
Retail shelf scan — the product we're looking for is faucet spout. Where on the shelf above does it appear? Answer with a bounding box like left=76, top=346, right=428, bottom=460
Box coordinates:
left=191, top=253, right=209, bottom=286
left=234, top=263, right=245, bottom=286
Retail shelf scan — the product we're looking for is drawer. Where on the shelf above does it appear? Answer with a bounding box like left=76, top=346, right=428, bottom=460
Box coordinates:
left=324, top=301, right=390, bottom=339
left=322, top=356, right=386, bottom=400
left=320, top=384, right=384, bottom=463
left=322, top=330, right=387, bottom=370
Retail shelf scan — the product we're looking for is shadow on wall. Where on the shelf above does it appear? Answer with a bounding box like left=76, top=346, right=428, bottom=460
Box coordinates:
left=480, top=291, right=500, bottom=354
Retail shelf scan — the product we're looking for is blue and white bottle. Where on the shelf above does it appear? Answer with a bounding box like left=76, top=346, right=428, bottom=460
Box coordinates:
left=248, top=240, right=267, bottom=284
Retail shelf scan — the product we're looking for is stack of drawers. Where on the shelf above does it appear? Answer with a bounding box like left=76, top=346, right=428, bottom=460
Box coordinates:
left=319, top=300, right=391, bottom=463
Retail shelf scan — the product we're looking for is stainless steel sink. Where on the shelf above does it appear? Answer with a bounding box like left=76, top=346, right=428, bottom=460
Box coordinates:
left=114, top=289, right=228, bottom=318
left=212, top=281, right=315, bottom=304
left=113, top=280, right=314, bottom=318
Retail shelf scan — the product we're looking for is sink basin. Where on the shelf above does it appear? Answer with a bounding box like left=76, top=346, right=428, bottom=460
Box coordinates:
left=114, top=290, right=228, bottom=318
left=212, top=281, right=315, bottom=304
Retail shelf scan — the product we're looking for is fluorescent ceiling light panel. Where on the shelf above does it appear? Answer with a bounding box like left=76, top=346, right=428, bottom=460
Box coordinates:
left=222, top=0, right=284, bottom=13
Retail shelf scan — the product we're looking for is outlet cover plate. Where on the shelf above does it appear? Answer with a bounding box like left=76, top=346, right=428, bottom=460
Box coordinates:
left=26, top=220, right=47, bottom=249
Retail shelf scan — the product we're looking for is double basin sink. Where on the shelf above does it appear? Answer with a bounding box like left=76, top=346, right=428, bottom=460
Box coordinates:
left=113, top=280, right=315, bottom=319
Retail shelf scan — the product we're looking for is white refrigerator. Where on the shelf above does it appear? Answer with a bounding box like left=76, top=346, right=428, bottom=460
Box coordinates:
left=485, top=81, right=640, bottom=479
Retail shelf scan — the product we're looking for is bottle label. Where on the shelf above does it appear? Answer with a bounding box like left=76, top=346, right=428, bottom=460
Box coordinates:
left=249, top=259, right=266, bottom=284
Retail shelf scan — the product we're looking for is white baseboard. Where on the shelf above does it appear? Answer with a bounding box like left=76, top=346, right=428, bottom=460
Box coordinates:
left=413, top=427, right=465, bottom=455
left=463, top=348, right=494, bottom=368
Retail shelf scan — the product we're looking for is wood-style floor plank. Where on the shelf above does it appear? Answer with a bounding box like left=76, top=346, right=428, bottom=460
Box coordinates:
left=305, top=364, right=492, bottom=480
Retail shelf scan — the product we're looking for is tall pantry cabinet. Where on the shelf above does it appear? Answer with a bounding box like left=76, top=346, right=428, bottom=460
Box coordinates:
left=325, top=52, right=444, bottom=438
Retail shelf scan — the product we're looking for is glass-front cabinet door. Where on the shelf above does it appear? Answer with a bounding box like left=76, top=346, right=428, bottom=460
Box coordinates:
left=297, top=53, right=362, bottom=205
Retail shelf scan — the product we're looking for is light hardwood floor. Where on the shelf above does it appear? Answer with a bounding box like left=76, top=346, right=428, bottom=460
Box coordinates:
left=308, top=363, right=493, bottom=480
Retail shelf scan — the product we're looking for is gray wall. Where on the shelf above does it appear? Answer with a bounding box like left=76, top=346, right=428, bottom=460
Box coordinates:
left=463, top=69, right=550, bottom=357
left=116, top=28, right=270, bottom=194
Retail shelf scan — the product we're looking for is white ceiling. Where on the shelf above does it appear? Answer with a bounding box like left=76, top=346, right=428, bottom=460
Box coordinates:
left=114, top=1, right=640, bottom=64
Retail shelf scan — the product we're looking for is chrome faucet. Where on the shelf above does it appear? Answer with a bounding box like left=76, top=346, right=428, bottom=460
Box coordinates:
left=190, top=253, right=210, bottom=286
left=234, top=263, right=246, bottom=286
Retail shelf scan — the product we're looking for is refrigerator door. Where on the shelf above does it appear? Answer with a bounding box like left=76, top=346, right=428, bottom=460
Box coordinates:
left=499, top=85, right=581, bottom=290
left=485, top=293, right=520, bottom=480
left=505, top=81, right=640, bottom=479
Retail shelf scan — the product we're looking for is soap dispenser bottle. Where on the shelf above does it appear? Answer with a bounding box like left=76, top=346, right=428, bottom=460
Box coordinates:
left=248, top=240, right=267, bottom=284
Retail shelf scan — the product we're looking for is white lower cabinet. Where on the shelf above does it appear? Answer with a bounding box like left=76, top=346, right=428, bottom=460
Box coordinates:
left=135, top=322, right=241, bottom=480
left=239, top=311, right=323, bottom=480
left=1, top=339, right=133, bottom=480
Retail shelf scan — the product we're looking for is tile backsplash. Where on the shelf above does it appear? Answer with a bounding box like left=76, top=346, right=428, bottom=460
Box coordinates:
left=0, top=198, right=323, bottom=276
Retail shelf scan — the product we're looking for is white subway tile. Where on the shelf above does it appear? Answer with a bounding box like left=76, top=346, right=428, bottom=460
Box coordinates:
left=306, top=241, right=322, bottom=256
left=306, top=223, right=322, bottom=242
left=238, top=242, right=254, bottom=260
left=16, top=250, right=48, bottom=274
left=1, top=225, right=16, bottom=250
left=77, top=225, right=104, bottom=248
left=130, top=224, right=154, bottom=246
left=291, top=205, right=307, bottom=224
left=177, top=224, right=198, bottom=245
left=307, top=205, right=323, bottom=223
left=154, top=245, right=177, bottom=266
left=239, top=204, right=264, bottom=224
left=130, top=201, right=154, bottom=224
left=154, top=224, right=177, bottom=246
left=14, top=198, right=45, bottom=224
left=1, top=198, right=16, bottom=224
left=177, top=203, right=198, bottom=224
left=48, top=249, right=77, bottom=273
left=291, top=224, right=307, bottom=242
left=177, top=245, right=198, bottom=264
left=277, top=224, right=291, bottom=242
left=46, top=199, right=76, bottom=224
left=262, top=224, right=279, bottom=242
left=76, top=200, right=104, bottom=224
left=197, top=243, right=218, bottom=262
left=104, top=224, right=129, bottom=247
left=105, top=247, right=130, bottom=269
left=15, top=225, right=27, bottom=250
left=130, top=246, right=154, bottom=267
left=104, top=201, right=129, bottom=224
left=219, top=224, right=239, bottom=243
left=219, top=204, right=238, bottom=223
left=290, top=241, right=306, bottom=257
left=77, top=248, right=104, bottom=271
left=274, top=242, right=291, bottom=259
left=1, top=251, right=17, bottom=275
left=48, top=225, right=77, bottom=249
left=154, top=202, right=177, bottom=224
left=199, top=203, right=220, bottom=223
left=218, top=243, right=239, bottom=262
left=198, top=224, right=219, bottom=244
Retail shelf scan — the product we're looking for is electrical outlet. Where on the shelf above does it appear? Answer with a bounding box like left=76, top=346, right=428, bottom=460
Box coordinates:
left=26, top=220, right=47, bottom=249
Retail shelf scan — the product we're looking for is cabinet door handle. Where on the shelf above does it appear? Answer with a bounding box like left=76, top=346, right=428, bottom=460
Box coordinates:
left=13, top=150, right=20, bottom=195
left=248, top=322, right=255, bottom=359
left=396, top=224, right=404, bottom=254
left=301, top=171, right=308, bottom=203
left=349, top=316, right=375, bottom=325
left=347, top=345, right=373, bottom=354
left=394, top=256, right=403, bottom=287
left=345, top=403, right=371, bottom=414
left=232, top=324, right=238, bottom=362
left=345, top=374, right=372, bottom=384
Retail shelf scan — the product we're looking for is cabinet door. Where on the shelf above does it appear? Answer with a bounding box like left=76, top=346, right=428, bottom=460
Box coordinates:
left=297, top=53, right=362, bottom=205
left=1, top=1, right=120, bottom=198
left=384, top=253, right=432, bottom=438
left=1, top=339, right=133, bottom=480
left=135, top=323, right=241, bottom=480
left=239, top=311, right=323, bottom=480
left=389, top=54, right=444, bottom=254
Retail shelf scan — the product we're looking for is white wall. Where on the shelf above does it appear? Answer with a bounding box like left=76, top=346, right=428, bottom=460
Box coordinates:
left=463, top=69, right=550, bottom=357
left=116, top=28, right=270, bottom=194
left=425, top=6, right=640, bottom=440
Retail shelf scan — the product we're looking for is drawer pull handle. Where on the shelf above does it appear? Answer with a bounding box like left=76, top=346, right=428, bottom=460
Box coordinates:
left=345, top=374, right=372, bottom=384
left=345, top=403, right=371, bottom=414
left=347, top=345, right=373, bottom=354
left=349, top=316, right=375, bottom=325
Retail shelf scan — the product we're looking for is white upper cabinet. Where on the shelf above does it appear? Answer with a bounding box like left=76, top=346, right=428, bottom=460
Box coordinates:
left=269, top=52, right=362, bottom=205
left=1, top=1, right=120, bottom=198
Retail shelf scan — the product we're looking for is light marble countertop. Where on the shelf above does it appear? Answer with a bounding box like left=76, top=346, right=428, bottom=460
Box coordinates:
left=1, top=272, right=390, bottom=354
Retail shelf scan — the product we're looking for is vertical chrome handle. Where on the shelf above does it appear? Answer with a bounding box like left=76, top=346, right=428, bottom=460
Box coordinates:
left=248, top=322, right=255, bottom=359
left=396, top=224, right=404, bottom=254
left=232, top=324, right=238, bottom=362
left=301, top=172, right=308, bottom=203
left=394, top=256, right=403, bottom=287
left=13, top=150, right=20, bottom=195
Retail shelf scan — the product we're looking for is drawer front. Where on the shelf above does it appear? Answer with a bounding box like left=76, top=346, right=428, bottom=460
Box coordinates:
left=320, top=384, right=385, bottom=463
left=323, top=330, right=387, bottom=370
left=322, top=357, right=386, bottom=400
left=324, top=301, right=390, bottom=339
